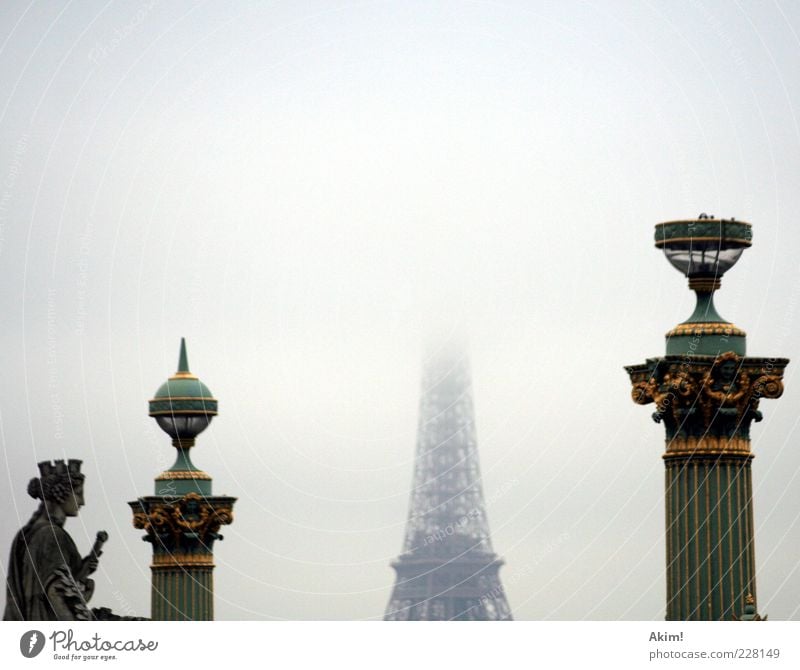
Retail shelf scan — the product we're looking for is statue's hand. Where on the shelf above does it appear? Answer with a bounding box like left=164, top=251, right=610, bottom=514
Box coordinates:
left=79, top=529, right=107, bottom=579
left=81, top=555, right=99, bottom=577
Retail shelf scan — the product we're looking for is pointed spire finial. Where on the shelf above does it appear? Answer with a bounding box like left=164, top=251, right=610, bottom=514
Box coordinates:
left=178, top=337, right=190, bottom=374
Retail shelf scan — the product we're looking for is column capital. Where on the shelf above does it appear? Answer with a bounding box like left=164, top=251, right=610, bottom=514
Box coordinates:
left=129, top=492, right=236, bottom=554
left=626, top=353, right=787, bottom=452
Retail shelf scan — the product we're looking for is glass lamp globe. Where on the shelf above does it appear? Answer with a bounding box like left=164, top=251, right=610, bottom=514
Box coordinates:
left=149, top=338, right=218, bottom=447
left=154, top=414, right=213, bottom=441
left=655, top=216, right=752, bottom=356
left=655, top=216, right=751, bottom=281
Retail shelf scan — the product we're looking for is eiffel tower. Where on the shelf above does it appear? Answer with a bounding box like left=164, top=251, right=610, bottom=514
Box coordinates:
left=385, top=344, right=512, bottom=620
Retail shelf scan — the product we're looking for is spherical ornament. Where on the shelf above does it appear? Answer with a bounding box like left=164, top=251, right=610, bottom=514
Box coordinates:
left=149, top=338, right=217, bottom=443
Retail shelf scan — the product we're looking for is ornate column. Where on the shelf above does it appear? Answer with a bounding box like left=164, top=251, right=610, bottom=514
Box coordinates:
left=129, top=339, right=236, bottom=620
left=625, top=217, right=787, bottom=621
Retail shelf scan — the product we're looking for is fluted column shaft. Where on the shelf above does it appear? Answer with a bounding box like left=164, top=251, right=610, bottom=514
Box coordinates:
left=664, top=451, right=755, bottom=620
left=626, top=353, right=786, bottom=620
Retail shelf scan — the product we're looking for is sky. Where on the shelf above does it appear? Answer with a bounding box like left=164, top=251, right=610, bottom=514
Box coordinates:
left=1, top=0, right=800, bottom=621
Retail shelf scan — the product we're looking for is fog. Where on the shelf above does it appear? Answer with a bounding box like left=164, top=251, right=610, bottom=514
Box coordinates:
left=1, top=1, right=799, bottom=619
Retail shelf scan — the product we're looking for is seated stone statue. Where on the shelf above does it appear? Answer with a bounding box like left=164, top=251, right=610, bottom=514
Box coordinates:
left=4, top=459, right=105, bottom=620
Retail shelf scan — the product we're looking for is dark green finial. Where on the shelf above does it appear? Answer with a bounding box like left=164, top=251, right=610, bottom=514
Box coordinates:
left=178, top=337, right=190, bottom=374
left=736, top=593, right=765, bottom=621
left=149, top=338, right=218, bottom=496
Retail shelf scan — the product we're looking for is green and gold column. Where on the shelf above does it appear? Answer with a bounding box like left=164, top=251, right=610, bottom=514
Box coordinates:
left=626, top=217, right=787, bottom=621
left=129, top=339, right=236, bottom=620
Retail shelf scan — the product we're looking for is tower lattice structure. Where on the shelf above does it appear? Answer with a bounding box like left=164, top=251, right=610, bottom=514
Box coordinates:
left=385, top=346, right=512, bottom=620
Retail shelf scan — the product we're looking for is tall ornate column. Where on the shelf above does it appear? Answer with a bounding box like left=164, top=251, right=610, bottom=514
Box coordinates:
left=625, top=217, right=787, bottom=621
left=129, top=339, right=235, bottom=620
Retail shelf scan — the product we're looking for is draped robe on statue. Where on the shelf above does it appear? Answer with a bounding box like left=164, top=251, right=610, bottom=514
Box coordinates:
left=4, top=515, right=92, bottom=621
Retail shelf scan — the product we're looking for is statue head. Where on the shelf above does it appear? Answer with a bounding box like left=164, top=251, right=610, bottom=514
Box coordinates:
left=27, top=460, right=85, bottom=517
left=719, top=359, right=738, bottom=384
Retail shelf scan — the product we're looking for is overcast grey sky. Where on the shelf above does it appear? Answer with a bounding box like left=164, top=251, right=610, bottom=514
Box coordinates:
left=1, top=0, right=800, bottom=620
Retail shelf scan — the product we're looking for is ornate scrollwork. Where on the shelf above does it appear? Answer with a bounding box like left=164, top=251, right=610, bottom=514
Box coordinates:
left=625, top=353, right=788, bottom=450
left=132, top=492, right=234, bottom=550
left=631, top=378, right=656, bottom=405
left=751, top=375, right=784, bottom=400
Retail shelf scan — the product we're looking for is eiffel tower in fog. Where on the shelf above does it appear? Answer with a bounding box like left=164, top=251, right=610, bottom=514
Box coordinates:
left=385, top=343, right=512, bottom=620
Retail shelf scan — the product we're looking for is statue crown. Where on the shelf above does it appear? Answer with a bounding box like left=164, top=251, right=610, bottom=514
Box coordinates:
left=39, top=459, right=83, bottom=478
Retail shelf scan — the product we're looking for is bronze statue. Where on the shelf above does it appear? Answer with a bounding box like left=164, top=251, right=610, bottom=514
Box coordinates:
left=4, top=460, right=106, bottom=621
